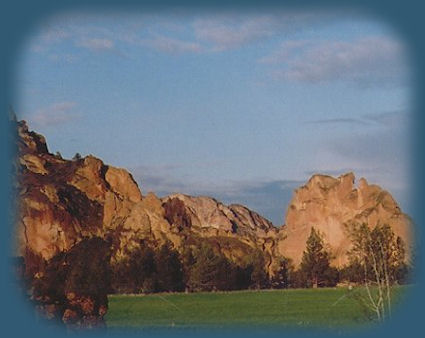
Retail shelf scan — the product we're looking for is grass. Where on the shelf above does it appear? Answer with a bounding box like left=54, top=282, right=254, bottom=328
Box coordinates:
left=105, top=286, right=407, bottom=330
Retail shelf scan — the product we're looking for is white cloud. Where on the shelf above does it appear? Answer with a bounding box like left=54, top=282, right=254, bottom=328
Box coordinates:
left=39, top=27, right=71, bottom=44
left=262, top=36, right=408, bottom=86
left=30, top=27, right=72, bottom=53
left=76, top=37, right=114, bottom=51
left=193, top=15, right=278, bottom=51
left=48, top=53, right=79, bottom=63
left=258, top=40, right=311, bottom=64
left=141, top=36, right=202, bottom=54
left=30, top=101, right=79, bottom=127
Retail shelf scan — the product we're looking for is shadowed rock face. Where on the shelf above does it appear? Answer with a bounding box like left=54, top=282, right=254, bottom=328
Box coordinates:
left=31, top=237, right=111, bottom=330
left=277, top=173, right=412, bottom=267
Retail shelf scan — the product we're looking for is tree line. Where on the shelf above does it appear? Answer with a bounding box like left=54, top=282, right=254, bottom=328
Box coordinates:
left=24, top=222, right=410, bottom=325
left=110, top=241, right=269, bottom=293
left=29, top=224, right=410, bottom=298
left=107, top=223, right=410, bottom=294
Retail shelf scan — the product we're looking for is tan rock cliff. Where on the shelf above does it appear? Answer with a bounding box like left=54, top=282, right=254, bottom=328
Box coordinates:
left=278, top=172, right=412, bottom=267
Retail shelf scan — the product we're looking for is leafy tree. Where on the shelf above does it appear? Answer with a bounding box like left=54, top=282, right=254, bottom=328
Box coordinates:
left=346, top=222, right=409, bottom=321
left=299, top=227, right=335, bottom=288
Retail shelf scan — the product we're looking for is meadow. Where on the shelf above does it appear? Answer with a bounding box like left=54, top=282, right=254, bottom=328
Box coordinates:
left=105, top=286, right=407, bottom=330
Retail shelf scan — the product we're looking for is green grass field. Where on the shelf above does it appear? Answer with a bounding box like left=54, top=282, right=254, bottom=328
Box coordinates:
left=105, top=286, right=407, bottom=330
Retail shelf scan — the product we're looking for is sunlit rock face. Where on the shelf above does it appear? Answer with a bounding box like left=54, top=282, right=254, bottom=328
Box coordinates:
left=15, top=121, right=142, bottom=262
left=161, top=194, right=279, bottom=271
left=14, top=121, right=282, bottom=328
left=15, top=120, right=279, bottom=269
left=15, top=121, right=143, bottom=328
left=14, top=120, right=412, bottom=328
left=277, top=173, right=412, bottom=267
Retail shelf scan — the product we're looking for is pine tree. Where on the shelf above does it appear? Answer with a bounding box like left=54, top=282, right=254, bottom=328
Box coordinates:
left=187, top=243, right=232, bottom=291
left=155, top=243, right=184, bottom=292
left=271, top=257, right=292, bottom=289
left=244, top=250, right=269, bottom=289
left=300, top=227, right=333, bottom=288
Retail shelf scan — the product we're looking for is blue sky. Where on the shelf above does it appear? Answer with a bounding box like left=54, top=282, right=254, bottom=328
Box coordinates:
left=14, top=9, right=412, bottom=225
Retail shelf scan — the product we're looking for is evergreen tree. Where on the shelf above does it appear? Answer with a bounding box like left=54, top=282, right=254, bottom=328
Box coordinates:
left=155, top=243, right=184, bottom=292
left=187, top=243, right=232, bottom=291
left=271, top=257, right=292, bottom=289
left=111, top=244, right=156, bottom=293
left=181, top=246, right=196, bottom=289
left=299, top=227, right=334, bottom=288
left=73, top=152, right=82, bottom=161
left=244, top=250, right=269, bottom=289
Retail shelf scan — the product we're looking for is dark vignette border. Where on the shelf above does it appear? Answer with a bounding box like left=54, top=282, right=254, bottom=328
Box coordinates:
left=0, top=1, right=424, bottom=337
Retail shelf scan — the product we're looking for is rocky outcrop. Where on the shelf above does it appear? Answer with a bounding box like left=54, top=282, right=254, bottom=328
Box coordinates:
left=161, top=194, right=279, bottom=269
left=14, top=120, right=412, bottom=328
left=162, top=193, right=274, bottom=236
left=14, top=121, right=283, bottom=328
left=277, top=173, right=412, bottom=267
left=15, top=121, right=143, bottom=328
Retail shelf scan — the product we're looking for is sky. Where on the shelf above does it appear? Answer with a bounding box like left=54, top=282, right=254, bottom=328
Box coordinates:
left=14, top=8, right=412, bottom=225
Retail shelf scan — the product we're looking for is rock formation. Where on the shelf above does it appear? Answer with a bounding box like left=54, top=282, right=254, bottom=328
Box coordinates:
left=13, top=120, right=412, bottom=328
left=13, top=120, right=280, bottom=327
left=277, top=173, right=412, bottom=267
left=161, top=193, right=279, bottom=269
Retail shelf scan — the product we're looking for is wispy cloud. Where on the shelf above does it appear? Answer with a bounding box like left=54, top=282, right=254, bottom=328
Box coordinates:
left=76, top=37, right=114, bottom=51
left=193, top=15, right=278, bottom=51
left=48, top=53, right=79, bottom=63
left=30, top=101, right=79, bottom=127
left=262, top=36, right=408, bottom=86
left=305, top=118, right=370, bottom=126
left=363, top=110, right=409, bottom=128
left=30, top=27, right=72, bottom=52
left=304, top=111, right=409, bottom=128
left=192, top=11, right=336, bottom=52
left=258, top=40, right=311, bottom=64
left=29, top=11, right=342, bottom=59
left=141, top=35, right=202, bottom=54
left=39, top=27, right=71, bottom=45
